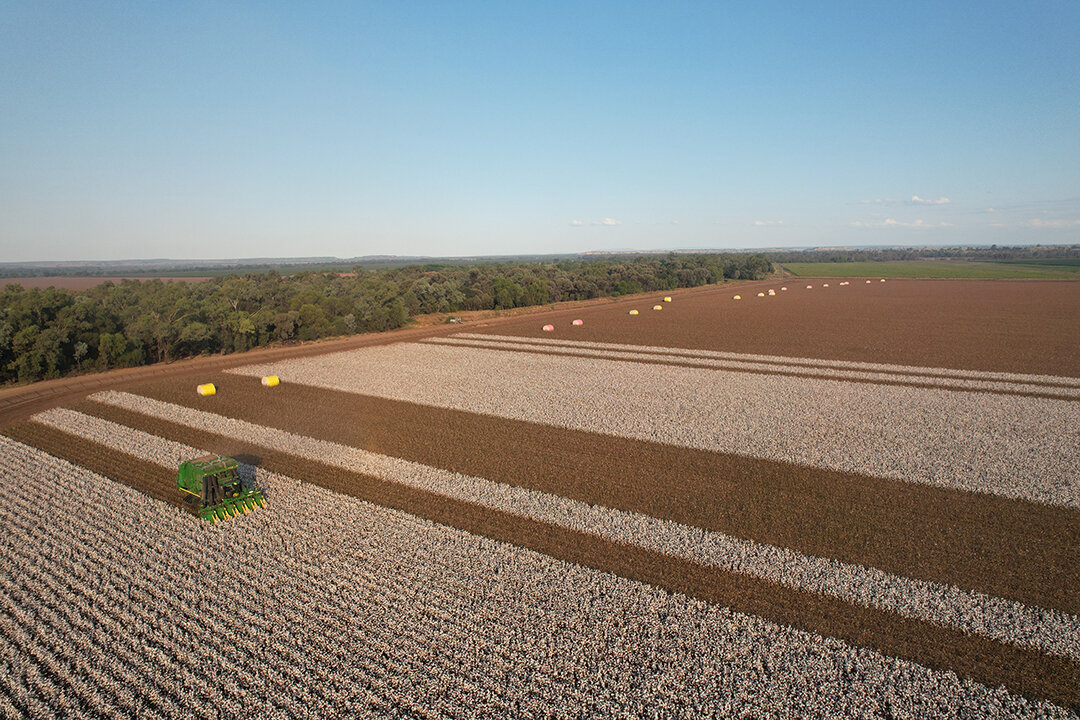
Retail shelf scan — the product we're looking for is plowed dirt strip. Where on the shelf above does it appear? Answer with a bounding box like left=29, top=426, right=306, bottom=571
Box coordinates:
left=230, top=342, right=1080, bottom=509
left=67, top=399, right=1080, bottom=709
left=426, top=337, right=1080, bottom=401
left=1, top=422, right=192, bottom=515
left=4, top=439, right=1074, bottom=719
left=118, top=375, right=1080, bottom=615
left=469, top=280, right=1080, bottom=377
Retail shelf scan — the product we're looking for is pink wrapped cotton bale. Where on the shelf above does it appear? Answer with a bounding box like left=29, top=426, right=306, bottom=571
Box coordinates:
left=542, top=324, right=555, bottom=332
left=806, top=285, right=813, bottom=289
left=823, top=283, right=830, bottom=287
left=781, top=287, right=788, bottom=291
left=866, top=280, right=872, bottom=283
left=571, top=319, right=583, bottom=326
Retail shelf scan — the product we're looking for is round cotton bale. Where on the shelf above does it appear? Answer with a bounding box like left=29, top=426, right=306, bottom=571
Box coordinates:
left=571, top=319, right=583, bottom=326
left=653, top=305, right=663, bottom=311
left=866, top=280, right=872, bottom=283
left=733, top=295, right=741, bottom=300
left=757, top=292, right=765, bottom=297
left=196, top=383, right=216, bottom=396
left=663, top=296, right=672, bottom=302
left=542, top=324, right=555, bottom=332
left=781, top=287, right=788, bottom=291
left=880, top=278, right=886, bottom=282
left=767, top=290, right=775, bottom=296
left=629, top=309, right=639, bottom=315
left=806, top=285, right=813, bottom=289
left=261, top=375, right=280, bottom=387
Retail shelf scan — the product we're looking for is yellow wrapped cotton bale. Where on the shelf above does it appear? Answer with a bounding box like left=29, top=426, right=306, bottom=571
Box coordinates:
left=652, top=305, right=663, bottom=311
left=663, top=296, right=672, bottom=302
left=261, top=375, right=280, bottom=387
left=196, top=383, right=216, bottom=396
left=629, top=309, right=639, bottom=315
left=733, top=295, right=741, bottom=300
left=757, top=292, right=765, bottom=297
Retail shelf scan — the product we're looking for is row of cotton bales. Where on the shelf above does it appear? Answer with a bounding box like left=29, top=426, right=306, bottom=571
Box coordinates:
left=543, top=318, right=586, bottom=331
left=541, top=295, right=678, bottom=329
left=196, top=375, right=280, bottom=396
left=735, top=279, right=885, bottom=300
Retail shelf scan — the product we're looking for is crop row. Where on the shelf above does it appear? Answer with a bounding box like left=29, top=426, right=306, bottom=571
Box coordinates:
left=0, top=432, right=1068, bottom=718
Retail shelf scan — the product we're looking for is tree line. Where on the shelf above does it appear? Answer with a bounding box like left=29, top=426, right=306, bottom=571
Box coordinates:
left=768, top=244, right=1080, bottom=264
left=0, top=253, right=771, bottom=384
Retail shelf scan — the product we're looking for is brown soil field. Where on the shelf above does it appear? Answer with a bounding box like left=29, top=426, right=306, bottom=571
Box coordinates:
left=116, top=374, right=1080, bottom=615
left=25, top=400, right=1078, bottom=710
left=0, top=276, right=213, bottom=290
left=471, top=279, right=1080, bottom=377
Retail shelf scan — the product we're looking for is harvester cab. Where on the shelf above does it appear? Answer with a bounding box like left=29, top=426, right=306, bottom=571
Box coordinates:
left=177, top=455, right=266, bottom=523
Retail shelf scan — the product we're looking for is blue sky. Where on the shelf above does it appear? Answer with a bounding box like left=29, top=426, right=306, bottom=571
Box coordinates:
left=1, top=1, right=1078, bottom=261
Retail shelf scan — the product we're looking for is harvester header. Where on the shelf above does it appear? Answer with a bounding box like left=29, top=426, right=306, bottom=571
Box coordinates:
left=178, top=454, right=265, bottom=523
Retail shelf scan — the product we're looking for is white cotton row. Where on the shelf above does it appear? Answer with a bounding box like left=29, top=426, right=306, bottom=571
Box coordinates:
left=229, top=342, right=1080, bottom=509
left=425, top=336, right=1080, bottom=399
left=0, top=435, right=1072, bottom=719
left=448, top=332, right=1080, bottom=388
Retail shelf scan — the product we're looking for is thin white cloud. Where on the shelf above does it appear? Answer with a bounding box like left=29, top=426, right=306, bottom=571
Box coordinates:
left=592, top=218, right=621, bottom=226
left=569, top=219, right=584, bottom=226
left=671, top=220, right=679, bottom=225
left=987, top=218, right=1080, bottom=228
left=863, top=195, right=951, bottom=206
left=753, top=220, right=783, bottom=226
left=1027, top=218, right=1080, bottom=228
left=851, top=218, right=954, bottom=228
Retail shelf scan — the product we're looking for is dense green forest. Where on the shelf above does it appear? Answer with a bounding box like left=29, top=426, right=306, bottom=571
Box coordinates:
left=0, top=253, right=771, bottom=384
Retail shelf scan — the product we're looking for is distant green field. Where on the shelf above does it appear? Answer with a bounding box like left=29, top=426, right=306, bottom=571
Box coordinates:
left=780, top=260, right=1080, bottom=279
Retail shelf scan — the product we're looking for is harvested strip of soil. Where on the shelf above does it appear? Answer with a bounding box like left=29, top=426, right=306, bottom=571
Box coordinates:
left=58, top=400, right=1080, bottom=709
left=473, top=280, right=1080, bottom=377
left=1, top=422, right=192, bottom=515
left=101, top=378, right=1080, bottom=615
left=425, top=337, right=1080, bottom=401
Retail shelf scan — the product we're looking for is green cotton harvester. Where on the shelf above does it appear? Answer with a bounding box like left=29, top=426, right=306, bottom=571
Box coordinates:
left=177, top=455, right=266, bottom=523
